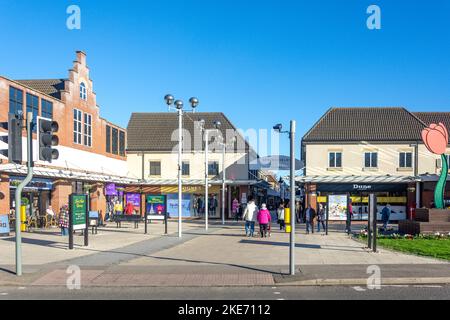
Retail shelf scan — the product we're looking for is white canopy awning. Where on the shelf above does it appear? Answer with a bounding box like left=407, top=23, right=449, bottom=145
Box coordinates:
left=0, top=164, right=260, bottom=187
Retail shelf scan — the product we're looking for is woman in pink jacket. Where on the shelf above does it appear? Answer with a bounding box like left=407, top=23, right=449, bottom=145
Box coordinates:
left=257, top=204, right=271, bottom=238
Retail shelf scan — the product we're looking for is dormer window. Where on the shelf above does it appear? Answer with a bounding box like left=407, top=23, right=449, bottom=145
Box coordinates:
left=80, top=82, right=87, bottom=100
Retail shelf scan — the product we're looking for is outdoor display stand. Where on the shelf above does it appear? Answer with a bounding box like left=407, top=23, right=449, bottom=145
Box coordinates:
left=69, top=194, right=89, bottom=250
left=89, top=211, right=99, bottom=235
left=0, top=215, right=10, bottom=237
left=145, top=195, right=168, bottom=235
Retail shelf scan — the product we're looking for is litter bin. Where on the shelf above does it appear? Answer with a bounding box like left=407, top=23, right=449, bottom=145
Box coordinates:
left=21, top=206, right=27, bottom=232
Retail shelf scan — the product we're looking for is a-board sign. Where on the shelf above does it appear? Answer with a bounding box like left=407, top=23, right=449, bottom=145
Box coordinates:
left=0, top=215, right=10, bottom=236
left=71, top=194, right=88, bottom=230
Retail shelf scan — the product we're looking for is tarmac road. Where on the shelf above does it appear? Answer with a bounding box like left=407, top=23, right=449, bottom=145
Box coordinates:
left=1, top=284, right=449, bottom=300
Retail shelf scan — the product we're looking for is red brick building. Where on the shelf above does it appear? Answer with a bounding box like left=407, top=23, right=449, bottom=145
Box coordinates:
left=0, top=51, right=129, bottom=219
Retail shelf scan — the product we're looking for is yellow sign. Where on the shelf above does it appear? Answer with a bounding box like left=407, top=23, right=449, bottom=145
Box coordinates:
left=160, top=185, right=220, bottom=194
left=317, top=196, right=406, bottom=204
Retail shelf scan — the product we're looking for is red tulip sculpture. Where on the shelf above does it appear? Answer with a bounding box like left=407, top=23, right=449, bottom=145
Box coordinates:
left=422, top=123, right=449, bottom=209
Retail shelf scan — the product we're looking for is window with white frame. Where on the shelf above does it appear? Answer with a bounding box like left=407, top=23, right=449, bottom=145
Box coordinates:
left=329, top=152, right=342, bottom=168
left=73, top=109, right=82, bottom=144
left=80, top=82, right=87, bottom=100
left=83, top=113, right=92, bottom=147
left=182, top=161, right=190, bottom=176
left=150, top=161, right=161, bottom=176
left=364, top=152, right=378, bottom=168
left=399, top=152, right=413, bottom=168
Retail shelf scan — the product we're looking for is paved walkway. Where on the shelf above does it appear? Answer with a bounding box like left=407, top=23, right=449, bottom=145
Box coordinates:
left=1, top=221, right=449, bottom=287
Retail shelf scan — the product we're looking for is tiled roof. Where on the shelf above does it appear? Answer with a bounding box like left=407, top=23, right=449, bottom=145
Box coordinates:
left=15, top=79, right=66, bottom=100
left=413, top=112, right=450, bottom=131
left=302, top=107, right=427, bottom=142
left=127, top=112, right=249, bottom=152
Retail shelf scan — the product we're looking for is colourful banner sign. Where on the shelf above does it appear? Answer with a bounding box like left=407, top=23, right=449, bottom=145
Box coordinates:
left=126, top=193, right=141, bottom=207
left=146, top=195, right=166, bottom=215
left=328, top=195, right=348, bottom=221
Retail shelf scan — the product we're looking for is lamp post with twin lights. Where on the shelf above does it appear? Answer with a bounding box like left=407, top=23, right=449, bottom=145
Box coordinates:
left=164, top=94, right=199, bottom=238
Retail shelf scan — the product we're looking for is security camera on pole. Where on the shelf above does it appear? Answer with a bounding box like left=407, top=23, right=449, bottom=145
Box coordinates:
left=164, top=94, right=199, bottom=238
left=273, top=121, right=297, bottom=276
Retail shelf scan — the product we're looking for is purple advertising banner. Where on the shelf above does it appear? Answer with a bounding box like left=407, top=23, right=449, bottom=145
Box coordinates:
left=105, top=183, right=117, bottom=196
left=126, top=193, right=141, bottom=207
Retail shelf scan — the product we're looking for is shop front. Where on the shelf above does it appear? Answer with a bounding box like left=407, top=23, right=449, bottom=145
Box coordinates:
left=9, top=176, right=53, bottom=219
left=160, top=185, right=221, bottom=218
left=315, top=183, right=409, bottom=221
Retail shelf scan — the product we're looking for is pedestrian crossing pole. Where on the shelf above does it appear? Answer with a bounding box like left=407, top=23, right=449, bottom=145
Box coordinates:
left=15, top=112, right=34, bottom=276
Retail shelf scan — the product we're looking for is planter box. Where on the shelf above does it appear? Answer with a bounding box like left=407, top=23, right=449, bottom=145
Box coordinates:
left=399, top=209, right=450, bottom=235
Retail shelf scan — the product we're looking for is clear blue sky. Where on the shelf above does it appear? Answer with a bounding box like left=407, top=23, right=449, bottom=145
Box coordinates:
left=1, top=0, right=449, bottom=162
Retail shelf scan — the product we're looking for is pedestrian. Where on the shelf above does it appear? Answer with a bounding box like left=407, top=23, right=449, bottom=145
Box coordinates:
left=317, top=203, right=326, bottom=233
left=257, top=203, right=272, bottom=238
left=125, top=201, right=134, bottom=216
left=232, top=198, right=240, bottom=222
left=381, top=204, right=392, bottom=231
left=305, top=204, right=316, bottom=234
left=277, top=203, right=285, bottom=231
left=114, top=201, right=123, bottom=216
left=59, top=205, right=69, bottom=236
left=243, top=198, right=258, bottom=237
left=295, top=201, right=301, bottom=223
left=346, top=199, right=354, bottom=234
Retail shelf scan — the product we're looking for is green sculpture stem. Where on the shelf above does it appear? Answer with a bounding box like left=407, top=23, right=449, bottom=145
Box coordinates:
left=435, top=154, right=448, bottom=209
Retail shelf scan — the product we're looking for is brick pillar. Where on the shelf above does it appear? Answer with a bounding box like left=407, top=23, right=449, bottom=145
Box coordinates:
left=306, top=183, right=318, bottom=210
left=52, top=180, right=72, bottom=213
left=90, top=183, right=106, bottom=219
left=0, top=174, right=10, bottom=215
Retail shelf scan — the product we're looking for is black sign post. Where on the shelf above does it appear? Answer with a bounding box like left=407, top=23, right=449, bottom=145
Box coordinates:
left=371, top=194, right=378, bottom=252
left=69, top=196, right=74, bottom=250
left=84, top=193, right=89, bottom=247
left=368, top=194, right=373, bottom=249
left=145, top=211, right=148, bottom=234
left=325, top=196, right=329, bottom=236
left=164, top=212, right=168, bottom=235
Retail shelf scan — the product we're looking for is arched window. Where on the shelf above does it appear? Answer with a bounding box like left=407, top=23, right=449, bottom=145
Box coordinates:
left=80, top=82, right=87, bottom=100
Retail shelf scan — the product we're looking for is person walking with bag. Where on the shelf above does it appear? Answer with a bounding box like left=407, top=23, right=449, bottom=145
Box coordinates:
left=59, top=205, right=69, bottom=236
left=277, top=203, right=285, bottom=231
left=257, top=204, right=272, bottom=238
left=243, top=199, right=258, bottom=237
left=305, top=204, right=316, bottom=234
left=317, top=204, right=326, bottom=233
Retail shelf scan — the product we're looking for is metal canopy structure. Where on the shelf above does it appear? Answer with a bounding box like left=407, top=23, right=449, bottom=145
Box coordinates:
left=0, top=164, right=135, bottom=184
left=0, top=164, right=265, bottom=187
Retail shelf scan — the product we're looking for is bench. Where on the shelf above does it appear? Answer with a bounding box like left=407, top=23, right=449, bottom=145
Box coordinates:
left=113, top=214, right=142, bottom=229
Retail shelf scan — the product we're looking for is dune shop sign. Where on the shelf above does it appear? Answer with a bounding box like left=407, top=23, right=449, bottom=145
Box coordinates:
left=69, top=194, right=89, bottom=250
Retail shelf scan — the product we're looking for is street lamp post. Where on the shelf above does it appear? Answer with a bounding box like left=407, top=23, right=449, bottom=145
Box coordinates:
left=164, top=94, right=199, bottom=238
left=274, top=121, right=297, bottom=276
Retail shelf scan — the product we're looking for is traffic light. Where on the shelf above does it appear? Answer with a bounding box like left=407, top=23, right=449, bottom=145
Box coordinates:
left=38, top=117, right=59, bottom=162
left=0, top=114, right=23, bottom=164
